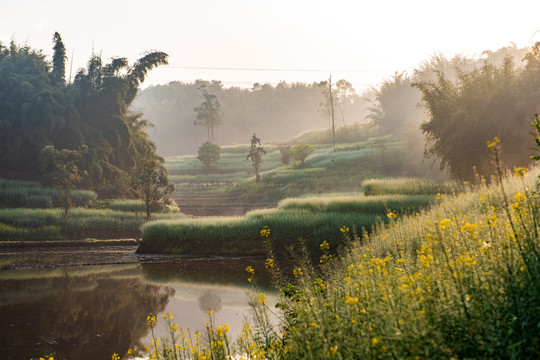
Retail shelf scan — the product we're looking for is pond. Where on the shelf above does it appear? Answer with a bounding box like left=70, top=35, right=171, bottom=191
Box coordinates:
left=0, top=245, right=276, bottom=360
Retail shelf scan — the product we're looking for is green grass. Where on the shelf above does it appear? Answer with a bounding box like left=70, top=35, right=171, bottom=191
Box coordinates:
left=293, top=122, right=374, bottom=144
left=138, top=191, right=436, bottom=257
left=165, top=145, right=283, bottom=177
left=164, top=133, right=443, bottom=206
left=0, top=178, right=98, bottom=208
left=99, top=199, right=180, bottom=214
left=138, top=208, right=381, bottom=257
left=362, top=177, right=458, bottom=196
left=278, top=194, right=435, bottom=214
left=0, top=208, right=184, bottom=240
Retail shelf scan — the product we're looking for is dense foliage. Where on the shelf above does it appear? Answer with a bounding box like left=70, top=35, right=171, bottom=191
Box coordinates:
left=415, top=52, right=540, bottom=180
left=0, top=35, right=168, bottom=197
left=363, top=44, right=538, bottom=181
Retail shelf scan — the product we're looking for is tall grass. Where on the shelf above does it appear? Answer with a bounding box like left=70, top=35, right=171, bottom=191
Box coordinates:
left=274, top=165, right=540, bottom=358
left=138, top=192, right=436, bottom=257
left=100, top=199, right=180, bottom=214
left=139, top=208, right=380, bottom=257
left=0, top=178, right=98, bottom=208
left=278, top=194, right=434, bottom=214
left=363, top=177, right=458, bottom=196
left=293, top=122, right=374, bottom=144
left=0, top=208, right=183, bottom=240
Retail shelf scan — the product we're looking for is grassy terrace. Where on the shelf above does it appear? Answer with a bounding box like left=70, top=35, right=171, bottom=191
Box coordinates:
left=0, top=208, right=183, bottom=241
left=165, top=131, right=441, bottom=205
left=137, top=180, right=443, bottom=257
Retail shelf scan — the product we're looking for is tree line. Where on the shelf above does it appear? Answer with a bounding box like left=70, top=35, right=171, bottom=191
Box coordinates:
left=0, top=33, right=169, bottom=197
left=133, top=79, right=372, bottom=156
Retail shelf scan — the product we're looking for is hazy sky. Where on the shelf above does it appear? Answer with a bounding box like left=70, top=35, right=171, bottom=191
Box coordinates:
left=2, top=0, right=540, bottom=91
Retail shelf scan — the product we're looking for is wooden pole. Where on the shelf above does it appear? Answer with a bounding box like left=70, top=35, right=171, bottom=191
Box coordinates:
left=329, top=75, right=336, bottom=148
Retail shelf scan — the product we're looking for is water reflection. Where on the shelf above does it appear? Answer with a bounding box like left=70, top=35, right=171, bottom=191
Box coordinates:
left=0, top=247, right=273, bottom=359
left=0, top=264, right=172, bottom=360
left=199, top=289, right=222, bottom=312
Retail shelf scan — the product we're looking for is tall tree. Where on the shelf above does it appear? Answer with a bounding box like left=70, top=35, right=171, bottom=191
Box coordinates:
left=335, top=79, right=355, bottom=125
left=366, top=72, right=421, bottom=135
left=414, top=56, right=538, bottom=180
left=246, top=133, right=266, bottom=183
left=194, top=86, right=223, bottom=144
left=72, top=50, right=168, bottom=196
left=131, top=158, right=174, bottom=220
left=41, top=145, right=88, bottom=226
left=51, top=32, right=66, bottom=87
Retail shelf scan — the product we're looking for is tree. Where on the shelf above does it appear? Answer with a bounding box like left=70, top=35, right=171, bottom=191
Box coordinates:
left=51, top=32, right=66, bottom=87
left=366, top=72, right=421, bottom=135
left=414, top=56, right=536, bottom=180
left=197, top=141, right=221, bottom=171
left=194, top=86, right=223, bottom=144
left=335, top=79, right=355, bottom=125
left=279, top=145, right=291, bottom=165
left=72, top=49, right=168, bottom=196
left=247, top=134, right=266, bottom=183
left=131, top=158, right=174, bottom=220
left=41, top=145, right=88, bottom=226
left=290, top=143, right=315, bottom=166
left=0, top=35, right=168, bottom=198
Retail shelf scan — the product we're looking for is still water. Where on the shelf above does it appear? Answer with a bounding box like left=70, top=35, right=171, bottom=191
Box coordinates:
left=0, top=245, right=275, bottom=360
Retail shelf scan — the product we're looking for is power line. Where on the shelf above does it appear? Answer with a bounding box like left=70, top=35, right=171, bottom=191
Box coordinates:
left=144, top=79, right=375, bottom=87
left=162, top=65, right=391, bottom=73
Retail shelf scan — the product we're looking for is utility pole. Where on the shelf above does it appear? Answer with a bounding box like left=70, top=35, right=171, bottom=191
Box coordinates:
left=329, top=75, right=336, bottom=148
left=68, top=49, right=74, bottom=84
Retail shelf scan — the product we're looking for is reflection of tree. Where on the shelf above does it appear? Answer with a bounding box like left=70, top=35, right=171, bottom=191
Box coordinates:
left=198, top=289, right=222, bottom=313
left=0, top=275, right=173, bottom=360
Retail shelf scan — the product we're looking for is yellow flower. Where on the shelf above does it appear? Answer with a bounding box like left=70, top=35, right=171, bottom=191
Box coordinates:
left=514, top=166, right=527, bottom=177
left=260, top=226, right=270, bottom=237
left=340, top=226, right=349, bottom=233
left=147, top=314, right=156, bottom=327
left=265, top=258, right=274, bottom=269
left=387, top=211, right=397, bottom=219
left=258, top=293, right=268, bottom=304
left=371, top=337, right=380, bottom=347
left=487, top=136, right=500, bottom=148
left=245, top=266, right=255, bottom=275
left=320, top=241, right=330, bottom=250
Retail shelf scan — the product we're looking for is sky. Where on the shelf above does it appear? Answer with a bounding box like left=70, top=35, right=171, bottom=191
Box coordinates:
left=2, top=0, right=540, bottom=92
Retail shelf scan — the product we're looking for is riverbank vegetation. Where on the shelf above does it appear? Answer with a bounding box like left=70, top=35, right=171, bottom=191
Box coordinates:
left=137, top=180, right=443, bottom=257
left=126, top=145, right=540, bottom=359
left=0, top=207, right=182, bottom=241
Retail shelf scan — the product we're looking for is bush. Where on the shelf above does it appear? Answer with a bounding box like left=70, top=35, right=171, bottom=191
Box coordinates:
left=290, top=143, right=315, bottom=166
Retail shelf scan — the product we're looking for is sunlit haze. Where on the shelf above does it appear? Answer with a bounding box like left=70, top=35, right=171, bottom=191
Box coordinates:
left=2, top=0, right=540, bottom=90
